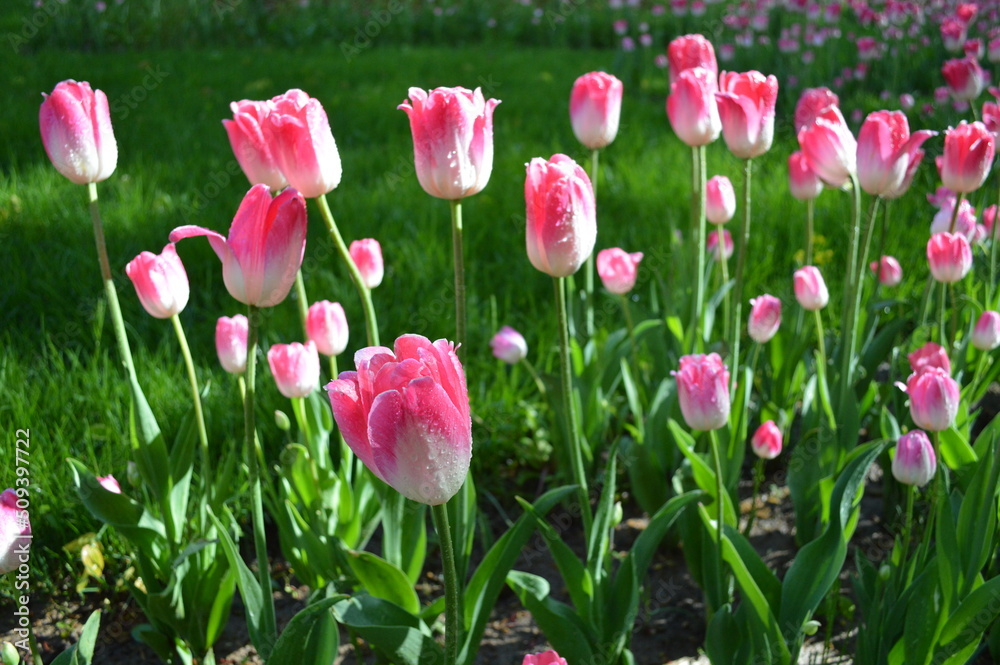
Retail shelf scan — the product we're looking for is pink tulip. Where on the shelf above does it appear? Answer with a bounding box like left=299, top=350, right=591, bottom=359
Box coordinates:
left=907, top=367, right=959, bottom=432
left=326, top=335, right=472, bottom=505
left=751, top=420, right=782, bottom=459
left=941, top=57, right=987, bottom=101
left=569, top=72, right=623, bottom=150
left=490, top=325, right=528, bottom=364
left=797, top=105, right=857, bottom=187
left=707, top=229, right=733, bottom=261
left=0, top=489, right=30, bottom=576
left=667, top=67, right=721, bottom=147
left=856, top=111, right=936, bottom=196
left=908, top=342, right=951, bottom=375
left=97, top=475, right=122, bottom=494
left=927, top=186, right=957, bottom=209
left=216, top=314, right=249, bottom=374
left=525, top=154, right=596, bottom=278
left=930, top=198, right=978, bottom=239
left=983, top=96, right=1000, bottom=141
left=268, top=340, right=321, bottom=399
left=927, top=232, right=973, bottom=283
left=125, top=243, right=190, bottom=319
left=793, top=266, right=829, bottom=311
left=972, top=311, right=1000, bottom=351
left=596, top=248, right=644, bottom=294
left=398, top=86, right=500, bottom=200
left=705, top=175, right=736, bottom=224
left=984, top=204, right=998, bottom=239
left=170, top=185, right=307, bottom=307
left=793, top=87, right=840, bottom=133
left=989, top=37, right=1000, bottom=63
left=263, top=89, right=342, bottom=198
left=937, top=121, right=995, bottom=193
left=748, top=294, right=781, bottom=343
left=39, top=80, right=118, bottom=185
left=306, top=300, right=349, bottom=357
left=349, top=239, right=384, bottom=289
left=223, top=99, right=288, bottom=191
left=892, top=430, right=936, bottom=487
left=788, top=151, right=824, bottom=201
left=666, top=34, right=718, bottom=85
left=714, top=70, right=778, bottom=158
left=884, top=144, right=929, bottom=200
left=522, top=651, right=568, bottom=665
left=673, top=353, right=731, bottom=431
left=869, top=255, right=903, bottom=286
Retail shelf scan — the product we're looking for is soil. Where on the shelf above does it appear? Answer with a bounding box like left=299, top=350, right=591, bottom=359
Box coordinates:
left=3, top=467, right=879, bottom=665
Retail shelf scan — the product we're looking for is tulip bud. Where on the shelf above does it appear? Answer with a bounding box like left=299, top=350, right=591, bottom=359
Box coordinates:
left=707, top=229, right=733, bottom=261
left=490, top=326, right=528, bottom=364
left=892, top=430, right=936, bottom=487
left=937, top=121, right=995, bottom=194
left=96, top=475, right=122, bottom=494
left=398, top=86, right=500, bottom=200
left=268, top=341, right=321, bottom=399
left=869, top=255, right=903, bottom=286
left=794, top=87, right=840, bottom=133
left=0, top=489, right=31, bottom=575
left=306, top=300, right=349, bottom=357
left=1, top=641, right=19, bottom=665
left=350, top=239, right=384, bottom=289
left=793, top=266, right=829, bottom=310
left=706, top=175, right=736, bottom=224
left=908, top=342, right=951, bottom=374
left=525, top=154, right=597, bottom=278
left=596, top=248, right=644, bottom=294
left=673, top=353, right=731, bottom=431
left=972, top=311, right=1000, bottom=351
left=907, top=367, right=960, bottom=431
left=39, top=80, right=118, bottom=185
left=941, top=56, right=987, bottom=101
left=125, top=243, right=190, bottom=319
left=216, top=315, right=249, bottom=374
left=667, top=34, right=718, bottom=85
left=326, top=335, right=472, bottom=505
left=570, top=72, right=623, bottom=150
left=748, top=294, right=781, bottom=343
left=274, top=410, right=292, bottom=432
left=751, top=420, right=782, bottom=459
left=927, top=232, right=973, bottom=283
left=856, top=111, right=936, bottom=196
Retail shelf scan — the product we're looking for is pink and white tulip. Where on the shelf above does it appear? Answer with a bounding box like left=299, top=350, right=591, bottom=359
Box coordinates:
left=714, top=70, right=778, bottom=158
left=748, top=294, right=781, bottom=343
left=793, top=87, right=840, bottom=133
left=263, top=89, right=342, bottom=198
left=667, top=67, right=721, bottom=147
left=856, top=111, right=936, bottom=196
left=326, top=335, right=472, bottom=505
left=97, top=475, right=122, bottom=494
left=398, top=86, right=499, bottom=200
left=892, top=430, right=936, bottom=487
left=223, top=99, right=288, bottom=190
left=793, top=266, right=829, bottom=311
left=522, top=651, right=568, bottom=665
left=597, top=248, right=643, bottom=295
left=972, top=311, right=1000, bottom=351
left=674, top=353, right=731, bottom=431
left=268, top=340, right=321, bottom=399
left=490, top=326, right=528, bottom=364
left=125, top=243, right=190, bottom=319
left=525, top=154, right=596, bottom=278
left=216, top=315, right=249, bottom=374
left=869, top=255, right=903, bottom=286
left=569, top=72, right=623, bottom=150
left=937, top=121, right=995, bottom=193
left=788, top=151, right=824, bottom=201
left=350, top=239, right=385, bottom=289
left=0, top=489, right=30, bottom=576
left=797, top=105, right=857, bottom=188
left=706, top=175, right=736, bottom=224
left=906, top=367, right=959, bottom=432
left=941, top=56, right=987, bottom=101
left=751, top=421, right=782, bottom=459
left=171, top=185, right=307, bottom=307
left=667, top=34, right=718, bottom=84
left=908, top=342, right=951, bottom=375
left=306, top=300, right=349, bottom=357
left=707, top=229, right=733, bottom=261
left=927, top=232, right=973, bottom=283
left=39, top=80, right=117, bottom=185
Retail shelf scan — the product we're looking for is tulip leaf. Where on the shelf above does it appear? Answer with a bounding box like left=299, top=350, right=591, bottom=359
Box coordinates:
left=331, top=595, right=440, bottom=665
left=346, top=550, right=420, bottom=615
left=49, top=609, right=101, bottom=665
left=904, top=561, right=947, bottom=665
left=127, top=371, right=172, bottom=506
left=936, top=575, right=1000, bottom=655
left=669, top=419, right=737, bottom=525
left=506, top=571, right=596, bottom=665
left=68, top=458, right=166, bottom=550
left=938, top=427, right=977, bottom=471
left=705, top=604, right=739, bottom=665
left=586, top=441, right=619, bottom=583
left=269, top=596, right=344, bottom=665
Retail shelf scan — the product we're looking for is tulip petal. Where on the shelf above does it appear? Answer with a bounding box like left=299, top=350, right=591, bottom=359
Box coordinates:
left=327, top=377, right=385, bottom=483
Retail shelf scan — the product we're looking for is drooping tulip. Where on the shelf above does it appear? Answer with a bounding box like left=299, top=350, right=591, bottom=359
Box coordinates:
left=797, top=105, right=857, bottom=188
left=596, top=247, right=644, bottom=294
left=349, top=239, right=385, bottom=289
left=706, top=175, right=736, bottom=224
left=714, top=70, right=778, bottom=158
left=937, top=121, right=995, bottom=193
left=569, top=72, right=623, bottom=150
left=906, top=367, right=960, bottom=432
left=751, top=421, right=783, bottom=459
left=39, top=80, right=118, bottom=185
left=490, top=326, right=528, bottom=364
left=263, top=89, right=342, bottom=198
left=927, top=232, right=973, bottom=283
left=793, top=266, right=829, bottom=310
left=398, top=86, right=500, bottom=200
left=326, top=335, right=472, bottom=505
left=673, top=353, right=731, bottom=431
left=125, top=243, right=190, bottom=319
left=667, top=67, right=721, bottom=147
left=0, top=489, right=30, bottom=576
left=856, top=111, right=936, bottom=196
left=268, top=341, right=321, bottom=399
left=525, top=154, right=597, bottom=278
left=747, top=294, right=781, bottom=343
left=170, top=184, right=307, bottom=308
left=306, top=300, right=349, bottom=357
left=223, top=99, right=288, bottom=190
left=892, top=430, right=936, bottom=487
left=216, top=314, right=249, bottom=374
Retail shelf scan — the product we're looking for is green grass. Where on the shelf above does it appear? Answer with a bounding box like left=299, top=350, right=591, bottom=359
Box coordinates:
left=0, top=40, right=973, bottom=591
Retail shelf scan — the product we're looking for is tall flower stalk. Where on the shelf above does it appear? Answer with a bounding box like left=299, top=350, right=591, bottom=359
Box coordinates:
left=729, top=157, right=752, bottom=390
left=451, top=200, right=467, bottom=358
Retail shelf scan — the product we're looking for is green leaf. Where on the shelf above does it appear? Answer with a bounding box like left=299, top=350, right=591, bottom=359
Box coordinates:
left=938, top=427, right=978, bottom=471
left=705, top=604, right=739, bottom=665
left=720, top=525, right=781, bottom=610
left=332, top=595, right=441, bottom=665
left=586, top=442, right=619, bottom=584
left=506, top=571, right=596, bottom=664
left=956, top=438, right=1000, bottom=598
left=59, top=609, right=101, bottom=665
left=127, top=372, right=172, bottom=506
left=68, top=458, right=166, bottom=550
left=269, top=596, right=344, bottom=665
left=669, top=420, right=736, bottom=525
left=903, top=562, right=947, bottom=665
left=346, top=550, right=420, bottom=615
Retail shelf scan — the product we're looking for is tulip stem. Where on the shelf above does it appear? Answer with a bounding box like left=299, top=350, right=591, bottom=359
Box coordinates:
left=835, top=177, right=868, bottom=425
left=431, top=503, right=459, bottom=665
left=316, top=194, right=380, bottom=347
left=813, top=309, right=828, bottom=368
left=294, top=270, right=310, bottom=338
left=730, top=157, right=753, bottom=394
left=898, top=486, right=915, bottom=586
left=795, top=199, right=815, bottom=336
left=555, top=276, right=593, bottom=534
left=743, top=457, right=765, bottom=538
left=947, top=193, right=964, bottom=234
left=243, top=306, right=277, bottom=649
left=27, top=620, right=43, bottom=665
left=87, top=182, right=138, bottom=384
left=584, top=148, right=600, bottom=338
left=991, top=179, right=1000, bottom=308
left=692, top=145, right=708, bottom=349
left=450, top=200, right=467, bottom=360
left=939, top=282, right=949, bottom=349
left=521, top=357, right=547, bottom=397
left=171, top=314, right=211, bottom=503
left=719, top=250, right=731, bottom=341
left=708, top=428, right=727, bottom=610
